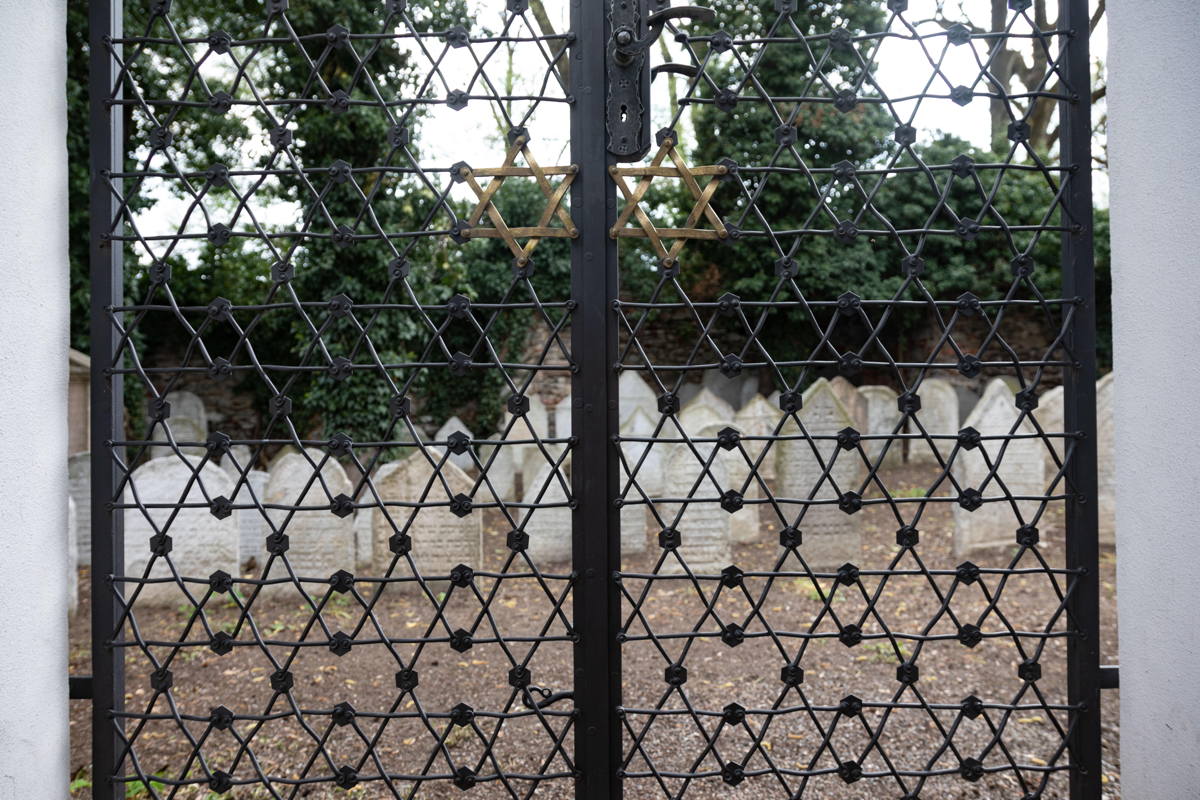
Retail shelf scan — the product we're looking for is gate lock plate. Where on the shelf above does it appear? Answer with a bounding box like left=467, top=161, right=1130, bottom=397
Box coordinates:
left=607, top=0, right=715, bottom=161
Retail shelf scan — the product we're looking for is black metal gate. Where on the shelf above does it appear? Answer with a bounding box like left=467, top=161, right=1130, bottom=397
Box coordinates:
left=89, top=0, right=1100, bottom=797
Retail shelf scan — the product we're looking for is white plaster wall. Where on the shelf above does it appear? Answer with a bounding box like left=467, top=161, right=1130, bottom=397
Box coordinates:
left=1109, top=1, right=1200, bottom=795
left=0, top=1, right=70, bottom=797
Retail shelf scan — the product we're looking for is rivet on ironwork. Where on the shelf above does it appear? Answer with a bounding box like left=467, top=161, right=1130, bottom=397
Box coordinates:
left=896, top=525, right=919, bottom=547
left=958, top=426, right=982, bottom=450
left=960, top=757, right=984, bottom=782
left=329, top=569, right=355, bottom=594
left=331, top=493, right=355, bottom=518
left=265, top=532, right=289, bottom=556
left=957, top=354, right=982, bottom=378
left=209, top=771, right=233, bottom=793
left=721, top=762, right=745, bottom=786
left=210, top=632, right=234, bottom=656
left=958, top=487, right=983, bottom=511
left=833, top=89, right=858, bottom=113
left=209, top=91, right=233, bottom=114
left=507, top=530, right=529, bottom=552
left=838, top=760, right=863, bottom=784
left=326, top=24, right=350, bottom=47
left=714, top=88, right=738, bottom=113
left=719, top=354, right=743, bottom=378
left=835, top=220, right=858, bottom=243
left=897, top=662, right=919, bottom=684
left=269, top=126, right=292, bottom=149
left=209, top=357, right=233, bottom=380
left=958, top=624, right=983, bottom=648
left=269, top=394, right=292, bottom=418
left=779, top=526, right=801, bottom=548
left=329, top=632, right=353, bottom=656
left=780, top=664, right=804, bottom=686
left=664, top=663, right=687, bottom=686
left=837, top=562, right=859, bottom=586
left=210, top=496, right=233, bottom=520
left=962, top=694, right=985, bottom=719
left=838, top=352, right=863, bottom=377
left=894, top=124, right=916, bottom=146
left=778, top=390, right=801, bottom=413
left=330, top=356, right=353, bottom=381
left=328, top=89, right=351, bottom=113
left=839, top=624, right=863, bottom=647
left=450, top=629, right=473, bottom=652
left=1016, top=524, right=1040, bottom=547
left=210, top=705, right=234, bottom=729
left=396, top=668, right=419, bottom=691
left=446, top=90, right=469, bottom=110
left=957, top=561, right=981, bottom=585
left=207, top=223, right=232, bottom=246
left=453, top=767, right=476, bottom=790
left=208, top=30, right=232, bottom=54
left=335, top=766, right=358, bottom=789
left=451, top=702, right=475, bottom=727
left=332, top=701, right=356, bottom=726
left=389, top=532, right=412, bottom=556
left=836, top=427, right=860, bottom=451
left=950, top=85, right=973, bottom=106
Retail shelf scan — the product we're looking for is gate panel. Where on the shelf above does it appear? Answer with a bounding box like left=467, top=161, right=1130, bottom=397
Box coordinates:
left=610, top=2, right=1099, bottom=798
left=91, top=2, right=586, bottom=796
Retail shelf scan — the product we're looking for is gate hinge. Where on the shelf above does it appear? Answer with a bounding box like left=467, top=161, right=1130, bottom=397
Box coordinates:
left=1099, top=664, right=1119, bottom=690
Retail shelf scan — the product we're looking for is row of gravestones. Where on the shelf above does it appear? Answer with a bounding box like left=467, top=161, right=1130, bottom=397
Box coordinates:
left=64, top=375, right=1115, bottom=608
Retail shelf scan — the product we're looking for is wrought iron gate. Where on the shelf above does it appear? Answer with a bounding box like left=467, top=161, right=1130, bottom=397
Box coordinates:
left=89, top=0, right=1101, bottom=797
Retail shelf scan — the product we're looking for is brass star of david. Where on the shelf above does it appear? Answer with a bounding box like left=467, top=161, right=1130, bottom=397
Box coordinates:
left=608, top=132, right=730, bottom=268
left=456, top=132, right=578, bottom=266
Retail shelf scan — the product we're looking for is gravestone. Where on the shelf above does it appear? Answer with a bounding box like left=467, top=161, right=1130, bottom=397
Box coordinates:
left=857, top=385, right=903, bottom=468
left=152, top=390, right=208, bottom=455
left=123, top=457, right=240, bottom=606
left=1097, top=373, right=1115, bottom=546
left=222, top=444, right=253, bottom=479
left=829, top=376, right=868, bottom=432
left=700, top=422, right=761, bottom=544
left=68, top=452, right=91, bottom=566
left=952, top=378, right=1046, bottom=556
left=262, top=449, right=356, bottom=594
left=360, top=453, right=481, bottom=590
left=905, top=378, right=959, bottom=464
left=679, top=387, right=736, bottom=436
left=229, top=469, right=270, bottom=569
left=734, top=393, right=779, bottom=481
left=702, top=369, right=757, bottom=413
left=509, top=394, right=550, bottom=492
left=659, top=443, right=732, bottom=573
left=619, top=405, right=663, bottom=554
left=1037, top=386, right=1065, bottom=480
left=522, top=465, right=573, bottom=564
left=552, top=394, right=572, bottom=443
left=619, top=371, right=659, bottom=427
left=67, top=495, right=78, bottom=616
left=477, top=432, right=517, bottom=503
left=435, top=416, right=476, bottom=472
left=777, top=378, right=864, bottom=568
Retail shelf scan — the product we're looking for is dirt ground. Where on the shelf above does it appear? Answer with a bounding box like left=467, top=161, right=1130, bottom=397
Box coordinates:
left=69, top=465, right=1119, bottom=799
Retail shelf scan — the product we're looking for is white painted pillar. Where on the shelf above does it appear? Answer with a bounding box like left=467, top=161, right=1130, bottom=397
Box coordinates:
left=0, top=1, right=70, bottom=797
left=1109, top=1, right=1200, bottom=794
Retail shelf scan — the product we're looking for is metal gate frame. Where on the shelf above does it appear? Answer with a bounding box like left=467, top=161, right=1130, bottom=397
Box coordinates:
left=85, top=0, right=1103, bottom=797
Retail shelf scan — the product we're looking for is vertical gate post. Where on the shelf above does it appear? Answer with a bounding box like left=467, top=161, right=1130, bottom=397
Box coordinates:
left=0, top=0, right=71, bottom=796
left=1059, top=0, right=1101, bottom=797
left=90, top=0, right=125, bottom=797
left=1108, top=1, right=1200, bottom=795
left=570, top=1, right=621, bottom=797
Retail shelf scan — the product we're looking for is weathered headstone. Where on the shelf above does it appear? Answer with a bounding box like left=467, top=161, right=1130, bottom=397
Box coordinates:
left=679, top=387, right=736, bottom=436
left=699, top=422, right=760, bottom=544
left=619, top=405, right=663, bottom=554
left=551, top=394, right=572, bottom=442
left=68, top=451, right=91, bottom=566
left=262, top=449, right=356, bottom=593
left=702, top=369, right=757, bottom=413
left=952, top=378, right=1046, bottom=556
left=734, top=394, right=779, bottom=481
left=222, top=444, right=254, bottom=479
left=229, top=469, right=269, bottom=569
left=659, top=443, right=732, bottom=573
left=435, top=416, right=476, bottom=472
left=857, top=385, right=903, bottom=468
left=477, top=432, right=517, bottom=503
left=1037, top=386, right=1065, bottom=480
left=1097, top=373, right=1115, bottom=546
left=123, top=457, right=240, bottom=606
left=829, top=376, right=868, bottom=432
left=522, top=465, right=573, bottom=564
left=777, top=378, right=864, bottom=568
left=67, top=495, right=78, bottom=616
left=359, top=453, right=481, bottom=590
left=905, top=378, right=959, bottom=464
left=152, top=390, right=208, bottom=455
left=619, top=371, right=659, bottom=427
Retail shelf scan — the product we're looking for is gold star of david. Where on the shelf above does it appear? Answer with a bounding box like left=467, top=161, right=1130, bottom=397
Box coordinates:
left=457, top=133, right=578, bottom=265
left=608, top=132, right=730, bottom=268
